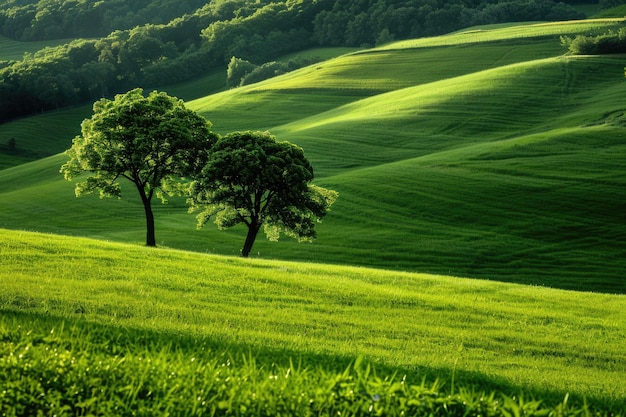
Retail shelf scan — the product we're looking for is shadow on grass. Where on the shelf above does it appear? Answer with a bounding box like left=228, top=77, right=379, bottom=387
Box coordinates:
left=2, top=308, right=623, bottom=413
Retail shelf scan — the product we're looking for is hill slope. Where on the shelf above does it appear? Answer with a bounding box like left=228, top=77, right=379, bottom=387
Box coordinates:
left=1, top=229, right=625, bottom=412
left=0, top=20, right=625, bottom=292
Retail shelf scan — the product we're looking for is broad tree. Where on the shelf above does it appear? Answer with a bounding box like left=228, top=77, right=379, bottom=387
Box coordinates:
left=60, top=88, right=217, bottom=247
left=187, top=130, right=338, bottom=257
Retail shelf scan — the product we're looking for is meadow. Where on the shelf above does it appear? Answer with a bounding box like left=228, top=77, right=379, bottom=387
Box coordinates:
left=1, top=19, right=625, bottom=292
left=1, top=229, right=625, bottom=415
left=1, top=17, right=626, bottom=415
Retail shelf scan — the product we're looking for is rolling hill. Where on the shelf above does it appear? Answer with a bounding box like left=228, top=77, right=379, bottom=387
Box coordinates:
left=1, top=19, right=625, bottom=293
left=2, top=16, right=626, bottom=416
left=1, top=229, right=625, bottom=414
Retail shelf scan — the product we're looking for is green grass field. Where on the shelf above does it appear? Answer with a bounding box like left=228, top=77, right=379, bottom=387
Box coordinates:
left=1, top=18, right=626, bottom=414
left=1, top=19, right=624, bottom=292
left=1, top=229, right=625, bottom=415
left=0, top=19, right=626, bottom=417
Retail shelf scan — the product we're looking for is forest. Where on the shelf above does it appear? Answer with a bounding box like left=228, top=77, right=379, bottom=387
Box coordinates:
left=0, top=0, right=606, bottom=122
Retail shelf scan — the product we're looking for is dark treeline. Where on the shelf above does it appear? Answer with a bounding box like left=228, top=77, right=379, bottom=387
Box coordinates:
left=0, top=0, right=209, bottom=40
left=0, top=0, right=589, bottom=122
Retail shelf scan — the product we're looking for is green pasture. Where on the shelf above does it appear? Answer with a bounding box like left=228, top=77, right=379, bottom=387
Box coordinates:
left=0, top=48, right=352, bottom=169
left=380, top=18, right=626, bottom=50
left=272, top=54, right=626, bottom=171
left=1, top=229, right=625, bottom=415
left=0, top=20, right=625, bottom=294
left=191, top=33, right=572, bottom=134
left=1, top=17, right=626, bottom=415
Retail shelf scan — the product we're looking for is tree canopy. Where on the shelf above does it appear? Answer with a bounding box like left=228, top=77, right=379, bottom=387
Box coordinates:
left=0, top=0, right=208, bottom=41
left=187, top=130, right=338, bottom=257
left=561, top=27, right=626, bottom=55
left=60, top=88, right=217, bottom=247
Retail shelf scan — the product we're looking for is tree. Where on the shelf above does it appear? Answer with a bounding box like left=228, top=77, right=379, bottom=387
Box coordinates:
left=226, top=56, right=257, bottom=87
left=187, top=131, right=338, bottom=257
left=60, top=88, right=217, bottom=247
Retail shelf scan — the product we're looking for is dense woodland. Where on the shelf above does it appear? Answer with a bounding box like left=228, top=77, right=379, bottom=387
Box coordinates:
left=0, top=0, right=612, bottom=121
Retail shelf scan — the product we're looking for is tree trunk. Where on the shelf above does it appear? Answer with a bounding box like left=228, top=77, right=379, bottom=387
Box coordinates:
left=144, top=202, right=156, bottom=247
left=138, top=187, right=156, bottom=247
left=241, top=222, right=261, bottom=257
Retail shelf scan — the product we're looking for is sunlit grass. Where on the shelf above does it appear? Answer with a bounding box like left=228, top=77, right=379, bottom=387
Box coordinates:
left=189, top=27, right=575, bottom=133
left=1, top=229, right=625, bottom=414
left=275, top=55, right=625, bottom=172
left=378, top=19, right=626, bottom=50
left=593, top=5, right=626, bottom=18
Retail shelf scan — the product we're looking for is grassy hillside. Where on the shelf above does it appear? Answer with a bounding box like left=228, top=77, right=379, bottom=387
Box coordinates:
left=1, top=229, right=625, bottom=414
left=0, top=47, right=354, bottom=170
left=0, top=35, right=74, bottom=61
left=0, top=106, right=93, bottom=170
left=0, top=19, right=625, bottom=293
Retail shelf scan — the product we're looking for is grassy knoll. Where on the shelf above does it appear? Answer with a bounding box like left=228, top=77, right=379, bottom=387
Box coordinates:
left=593, top=5, right=626, bottom=18
left=190, top=32, right=571, bottom=134
left=1, top=229, right=625, bottom=415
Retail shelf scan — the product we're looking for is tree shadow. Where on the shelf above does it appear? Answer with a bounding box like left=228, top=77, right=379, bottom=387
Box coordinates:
left=2, top=308, right=623, bottom=412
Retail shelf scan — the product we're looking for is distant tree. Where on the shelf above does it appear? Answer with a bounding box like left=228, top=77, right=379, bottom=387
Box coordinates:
left=232, top=56, right=321, bottom=87
left=561, top=28, right=626, bottom=55
left=240, top=61, right=286, bottom=86
left=375, top=28, right=395, bottom=46
left=60, top=88, right=217, bottom=247
left=313, top=10, right=351, bottom=46
left=599, top=0, right=624, bottom=9
left=226, top=56, right=258, bottom=87
left=7, top=137, right=16, bottom=151
left=187, top=131, right=338, bottom=257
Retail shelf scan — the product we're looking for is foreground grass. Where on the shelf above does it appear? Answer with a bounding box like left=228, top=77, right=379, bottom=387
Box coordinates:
left=1, top=314, right=615, bottom=417
left=1, top=229, right=625, bottom=415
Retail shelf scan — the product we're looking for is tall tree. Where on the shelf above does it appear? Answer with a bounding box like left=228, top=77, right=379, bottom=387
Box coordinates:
left=60, top=88, right=217, bottom=246
left=187, top=130, right=338, bottom=257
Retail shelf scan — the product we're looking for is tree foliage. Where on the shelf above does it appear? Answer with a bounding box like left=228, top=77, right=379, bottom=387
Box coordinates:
left=561, top=28, right=626, bottom=55
left=226, top=56, right=257, bottom=88
left=227, top=55, right=322, bottom=88
left=187, top=131, right=338, bottom=257
left=0, top=0, right=208, bottom=41
left=60, top=88, right=217, bottom=247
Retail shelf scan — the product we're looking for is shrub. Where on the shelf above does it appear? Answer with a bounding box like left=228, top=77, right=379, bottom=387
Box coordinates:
left=562, top=28, right=626, bottom=55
